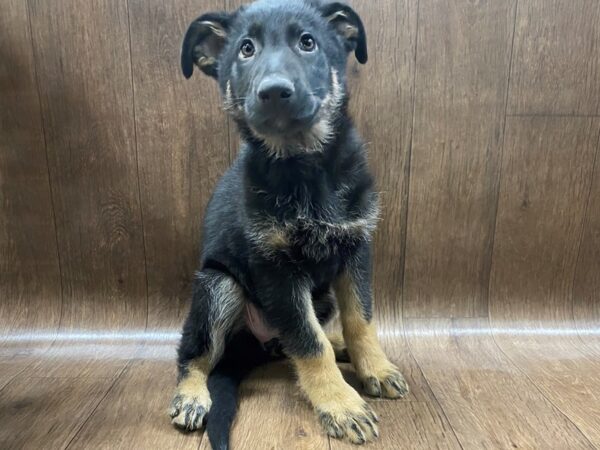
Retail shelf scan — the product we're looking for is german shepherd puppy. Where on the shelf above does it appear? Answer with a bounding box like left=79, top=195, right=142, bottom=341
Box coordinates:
left=171, top=1, right=408, bottom=447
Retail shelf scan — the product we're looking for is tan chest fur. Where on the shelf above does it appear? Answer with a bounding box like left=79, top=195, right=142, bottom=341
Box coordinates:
left=247, top=203, right=379, bottom=261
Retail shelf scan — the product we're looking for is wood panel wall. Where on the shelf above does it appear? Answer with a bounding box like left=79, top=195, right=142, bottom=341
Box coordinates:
left=1, top=0, right=599, bottom=333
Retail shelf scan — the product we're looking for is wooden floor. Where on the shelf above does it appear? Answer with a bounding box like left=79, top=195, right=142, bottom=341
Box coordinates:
left=1, top=322, right=599, bottom=450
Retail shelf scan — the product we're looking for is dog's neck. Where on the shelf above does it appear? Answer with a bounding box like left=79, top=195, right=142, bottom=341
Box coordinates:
left=240, top=112, right=367, bottom=221
left=242, top=110, right=353, bottom=175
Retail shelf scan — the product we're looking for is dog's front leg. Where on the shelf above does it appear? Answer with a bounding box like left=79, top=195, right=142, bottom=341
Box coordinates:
left=170, top=269, right=244, bottom=431
left=334, top=245, right=409, bottom=399
left=255, top=271, right=379, bottom=444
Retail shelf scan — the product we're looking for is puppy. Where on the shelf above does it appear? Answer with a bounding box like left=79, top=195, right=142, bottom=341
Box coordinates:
left=170, top=1, right=408, bottom=447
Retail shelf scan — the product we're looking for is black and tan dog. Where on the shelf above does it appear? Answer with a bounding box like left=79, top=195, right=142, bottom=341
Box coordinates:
left=170, top=0, right=408, bottom=447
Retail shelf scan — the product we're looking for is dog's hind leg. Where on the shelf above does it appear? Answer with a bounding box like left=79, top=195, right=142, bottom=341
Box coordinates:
left=334, top=245, right=409, bottom=399
left=312, top=287, right=350, bottom=362
left=170, top=269, right=244, bottom=431
left=326, top=332, right=350, bottom=362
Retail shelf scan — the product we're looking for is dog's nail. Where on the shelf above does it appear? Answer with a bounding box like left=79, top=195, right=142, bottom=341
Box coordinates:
left=350, top=420, right=366, bottom=444
left=369, top=410, right=379, bottom=423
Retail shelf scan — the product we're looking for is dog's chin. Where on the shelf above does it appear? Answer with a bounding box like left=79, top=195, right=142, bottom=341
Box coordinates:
left=246, top=101, right=321, bottom=137
left=246, top=105, right=320, bottom=137
left=248, top=115, right=316, bottom=138
left=241, top=98, right=338, bottom=157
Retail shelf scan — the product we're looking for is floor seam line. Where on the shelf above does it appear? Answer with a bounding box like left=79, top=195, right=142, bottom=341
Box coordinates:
left=63, top=361, right=132, bottom=450
left=486, top=320, right=598, bottom=449
left=401, top=331, right=465, bottom=449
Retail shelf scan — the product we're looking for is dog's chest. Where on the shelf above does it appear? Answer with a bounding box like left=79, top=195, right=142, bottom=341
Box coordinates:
left=247, top=194, right=378, bottom=261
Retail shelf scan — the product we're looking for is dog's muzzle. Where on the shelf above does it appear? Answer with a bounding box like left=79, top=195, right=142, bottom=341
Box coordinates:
left=245, top=75, right=320, bottom=134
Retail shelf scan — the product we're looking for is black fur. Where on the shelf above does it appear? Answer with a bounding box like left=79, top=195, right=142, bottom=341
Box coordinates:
left=206, top=331, right=274, bottom=450
left=175, top=1, right=375, bottom=447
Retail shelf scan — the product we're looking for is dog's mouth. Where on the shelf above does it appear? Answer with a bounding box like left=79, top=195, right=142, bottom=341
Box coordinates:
left=243, top=96, right=322, bottom=137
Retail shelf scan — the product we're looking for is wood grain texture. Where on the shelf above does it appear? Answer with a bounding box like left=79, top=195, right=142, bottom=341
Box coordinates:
left=406, top=319, right=594, bottom=449
left=492, top=334, right=600, bottom=446
left=128, top=0, right=230, bottom=329
left=0, top=376, right=115, bottom=450
left=28, top=0, right=147, bottom=330
left=573, top=140, right=600, bottom=351
left=0, top=0, right=61, bottom=334
left=345, top=0, right=417, bottom=325
left=489, top=117, right=600, bottom=445
left=27, top=339, right=142, bottom=378
left=508, top=0, right=600, bottom=115
left=403, top=0, right=516, bottom=318
left=489, top=117, right=600, bottom=327
left=0, top=355, right=35, bottom=392
left=68, top=359, right=201, bottom=450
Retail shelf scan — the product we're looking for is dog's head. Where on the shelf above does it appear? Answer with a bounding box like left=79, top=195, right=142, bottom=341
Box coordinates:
left=181, top=0, right=367, bottom=157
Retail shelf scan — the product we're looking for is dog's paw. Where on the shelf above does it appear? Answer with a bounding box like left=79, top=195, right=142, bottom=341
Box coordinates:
left=169, top=392, right=211, bottom=431
left=361, top=368, right=409, bottom=399
left=314, top=384, right=379, bottom=445
left=317, top=400, right=379, bottom=444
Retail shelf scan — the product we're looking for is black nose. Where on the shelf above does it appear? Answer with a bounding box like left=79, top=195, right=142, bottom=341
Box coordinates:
left=257, top=76, right=295, bottom=104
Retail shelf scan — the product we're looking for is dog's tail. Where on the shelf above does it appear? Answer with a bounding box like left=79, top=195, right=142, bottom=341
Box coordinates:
left=206, top=331, right=271, bottom=450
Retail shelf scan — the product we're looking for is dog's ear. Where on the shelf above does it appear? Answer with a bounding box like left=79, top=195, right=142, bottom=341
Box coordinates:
left=320, top=2, right=367, bottom=64
left=181, top=12, right=231, bottom=79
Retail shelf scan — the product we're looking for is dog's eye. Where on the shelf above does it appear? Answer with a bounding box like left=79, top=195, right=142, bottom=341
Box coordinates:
left=240, top=39, right=255, bottom=58
left=299, top=33, right=316, bottom=52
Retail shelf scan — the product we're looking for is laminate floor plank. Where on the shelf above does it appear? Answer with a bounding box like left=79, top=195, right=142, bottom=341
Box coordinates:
left=67, top=359, right=201, bottom=450
left=0, top=357, right=34, bottom=392
left=405, top=319, right=594, bottom=449
left=1, top=332, right=599, bottom=449
left=492, top=334, right=600, bottom=446
left=0, top=376, right=115, bottom=450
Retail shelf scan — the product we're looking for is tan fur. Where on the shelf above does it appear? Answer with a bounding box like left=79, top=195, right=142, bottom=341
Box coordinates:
left=326, top=332, right=348, bottom=360
left=334, top=272, right=409, bottom=399
left=325, top=10, right=348, bottom=22
left=223, top=80, right=244, bottom=118
left=202, top=273, right=245, bottom=366
left=246, top=197, right=380, bottom=261
left=197, top=56, right=216, bottom=67
left=291, top=327, right=379, bottom=444
left=169, top=356, right=212, bottom=430
left=200, top=20, right=227, bottom=37
left=326, top=332, right=346, bottom=352
left=342, top=24, right=359, bottom=39
left=268, top=227, right=289, bottom=249
left=286, top=287, right=378, bottom=444
left=325, top=11, right=359, bottom=39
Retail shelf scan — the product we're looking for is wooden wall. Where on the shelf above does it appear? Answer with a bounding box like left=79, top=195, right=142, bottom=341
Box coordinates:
left=1, top=0, right=599, bottom=334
